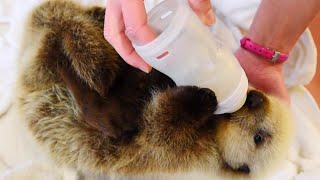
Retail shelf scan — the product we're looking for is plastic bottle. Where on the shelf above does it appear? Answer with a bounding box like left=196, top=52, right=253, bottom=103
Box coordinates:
left=133, top=0, right=248, bottom=114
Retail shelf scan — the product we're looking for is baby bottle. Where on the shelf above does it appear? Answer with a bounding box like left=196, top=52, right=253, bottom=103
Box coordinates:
left=133, top=0, right=248, bottom=114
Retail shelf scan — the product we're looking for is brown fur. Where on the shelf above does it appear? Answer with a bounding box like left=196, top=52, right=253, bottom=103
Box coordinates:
left=15, top=0, right=293, bottom=179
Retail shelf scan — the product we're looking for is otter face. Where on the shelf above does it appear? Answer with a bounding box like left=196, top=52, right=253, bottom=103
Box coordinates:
left=215, top=90, right=293, bottom=178
left=139, top=87, right=292, bottom=179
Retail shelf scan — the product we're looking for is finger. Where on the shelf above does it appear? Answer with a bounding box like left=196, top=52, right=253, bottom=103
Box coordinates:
left=120, top=0, right=157, bottom=45
left=104, top=0, right=152, bottom=72
left=112, top=30, right=152, bottom=73
left=104, top=0, right=123, bottom=44
left=188, top=0, right=215, bottom=26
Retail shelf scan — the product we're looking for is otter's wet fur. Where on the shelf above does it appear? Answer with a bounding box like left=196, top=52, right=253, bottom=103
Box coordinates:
left=15, top=0, right=293, bottom=179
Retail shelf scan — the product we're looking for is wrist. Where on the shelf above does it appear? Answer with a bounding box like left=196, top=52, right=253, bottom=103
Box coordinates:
left=235, top=48, right=289, bottom=103
left=235, top=48, right=283, bottom=75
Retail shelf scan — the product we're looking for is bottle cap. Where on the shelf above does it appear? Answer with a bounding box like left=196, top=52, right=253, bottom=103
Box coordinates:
left=214, top=69, right=248, bottom=114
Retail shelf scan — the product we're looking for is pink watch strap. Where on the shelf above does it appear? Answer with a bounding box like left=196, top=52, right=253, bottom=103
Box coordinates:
left=240, top=37, right=289, bottom=63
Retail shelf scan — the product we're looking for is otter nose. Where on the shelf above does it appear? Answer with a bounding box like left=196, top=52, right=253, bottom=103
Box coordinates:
left=246, top=91, right=264, bottom=109
left=237, top=164, right=250, bottom=174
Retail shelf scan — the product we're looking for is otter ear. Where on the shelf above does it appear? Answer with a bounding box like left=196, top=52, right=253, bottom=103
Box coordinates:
left=245, top=90, right=265, bottom=109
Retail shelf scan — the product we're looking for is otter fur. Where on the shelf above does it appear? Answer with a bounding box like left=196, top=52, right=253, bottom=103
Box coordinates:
left=15, top=0, right=293, bottom=179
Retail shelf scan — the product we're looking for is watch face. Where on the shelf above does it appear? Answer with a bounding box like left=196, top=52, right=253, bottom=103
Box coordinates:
left=271, top=51, right=281, bottom=62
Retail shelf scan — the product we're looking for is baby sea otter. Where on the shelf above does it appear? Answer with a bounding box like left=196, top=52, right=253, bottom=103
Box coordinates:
left=15, top=0, right=293, bottom=179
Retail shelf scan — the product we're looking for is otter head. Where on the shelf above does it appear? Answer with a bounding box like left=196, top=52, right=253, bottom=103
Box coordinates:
left=138, top=87, right=293, bottom=179
left=215, top=90, right=294, bottom=179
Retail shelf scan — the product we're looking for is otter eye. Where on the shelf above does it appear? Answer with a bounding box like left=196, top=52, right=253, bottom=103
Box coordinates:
left=254, top=133, right=264, bottom=145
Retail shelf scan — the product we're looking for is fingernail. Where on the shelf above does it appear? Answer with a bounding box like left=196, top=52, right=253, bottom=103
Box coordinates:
left=140, top=65, right=152, bottom=73
left=206, top=9, right=215, bottom=26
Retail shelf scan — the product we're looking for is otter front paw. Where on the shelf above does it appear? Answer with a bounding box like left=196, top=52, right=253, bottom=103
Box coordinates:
left=169, top=86, right=218, bottom=115
left=195, top=87, right=218, bottom=113
left=143, top=86, right=218, bottom=130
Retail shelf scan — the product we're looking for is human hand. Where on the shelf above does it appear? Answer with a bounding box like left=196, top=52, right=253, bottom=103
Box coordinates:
left=235, top=48, right=290, bottom=104
left=104, top=0, right=215, bottom=73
